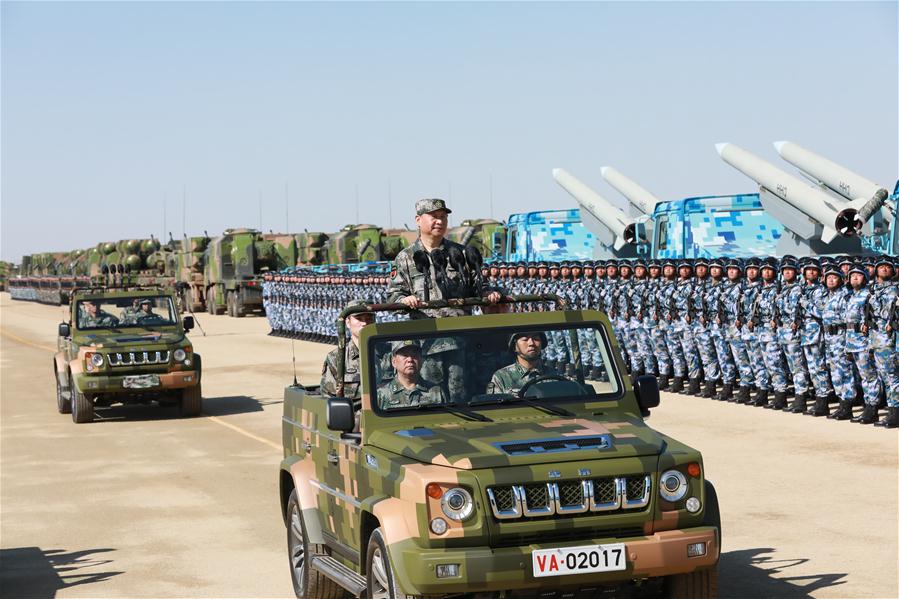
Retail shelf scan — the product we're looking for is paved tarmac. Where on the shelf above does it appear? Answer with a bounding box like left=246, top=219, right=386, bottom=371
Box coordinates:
left=1, top=293, right=896, bottom=598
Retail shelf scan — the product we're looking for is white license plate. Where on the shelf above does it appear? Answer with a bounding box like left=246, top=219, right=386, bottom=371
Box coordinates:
left=532, top=543, right=626, bottom=578
left=122, top=374, right=160, bottom=389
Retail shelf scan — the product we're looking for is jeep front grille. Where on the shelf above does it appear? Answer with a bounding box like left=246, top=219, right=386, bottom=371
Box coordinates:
left=487, top=475, right=652, bottom=520
left=107, top=350, right=170, bottom=366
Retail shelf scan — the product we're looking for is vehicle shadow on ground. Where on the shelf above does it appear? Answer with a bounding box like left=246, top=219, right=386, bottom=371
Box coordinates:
left=89, top=395, right=281, bottom=422
left=202, top=394, right=282, bottom=416
left=719, top=547, right=848, bottom=598
left=0, top=547, right=122, bottom=598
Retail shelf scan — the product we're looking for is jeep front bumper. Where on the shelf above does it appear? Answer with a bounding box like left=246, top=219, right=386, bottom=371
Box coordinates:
left=391, top=526, right=719, bottom=595
left=76, top=370, right=199, bottom=394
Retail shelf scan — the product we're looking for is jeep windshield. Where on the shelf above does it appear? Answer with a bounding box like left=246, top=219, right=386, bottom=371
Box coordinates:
left=76, top=296, right=178, bottom=330
left=370, top=323, right=621, bottom=413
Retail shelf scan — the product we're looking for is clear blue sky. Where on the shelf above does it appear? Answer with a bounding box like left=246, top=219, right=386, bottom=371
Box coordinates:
left=2, top=1, right=896, bottom=262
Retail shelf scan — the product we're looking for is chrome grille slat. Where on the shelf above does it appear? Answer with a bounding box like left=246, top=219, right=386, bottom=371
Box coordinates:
left=487, top=474, right=651, bottom=520
left=107, top=350, right=169, bottom=367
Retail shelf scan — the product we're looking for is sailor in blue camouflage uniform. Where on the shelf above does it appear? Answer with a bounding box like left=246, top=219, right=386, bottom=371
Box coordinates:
left=706, top=259, right=737, bottom=400
left=692, top=259, right=720, bottom=398
left=659, top=259, right=686, bottom=392
left=741, top=259, right=771, bottom=405
left=748, top=258, right=789, bottom=409
left=570, top=262, right=599, bottom=377
left=630, top=260, right=657, bottom=378
left=647, top=260, right=671, bottom=390
left=774, top=259, right=811, bottom=412
left=718, top=259, right=755, bottom=403
left=602, top=261, right=631, bottom=372
left=861, top=257, right=899, bottom=427
left=829, top=263, right=880, bottom=421
left=811, top=267, right=855, bottom=418
left=797, top=259, right=834, bottom=415
left=614, top=261, right=642, bottom=377
left=672, top=260, right=702, bottom=395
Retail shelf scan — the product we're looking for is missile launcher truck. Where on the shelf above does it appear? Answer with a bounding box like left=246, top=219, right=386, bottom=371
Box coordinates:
left=279, top=297, right=721, bottom=598
left=53, top=287, right=201, bottom=423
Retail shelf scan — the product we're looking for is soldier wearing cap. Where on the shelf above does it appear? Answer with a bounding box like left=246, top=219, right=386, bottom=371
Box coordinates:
left=387, top=198, right=501, bottom=316
left=487, top=332, right=563, bottom=395
left=80, top=299, right=120, bottom=328
left=377, top=341, right=447, bottom=408
left=692, top=259, right=721, bottom=398
left=748, top=258, right=789, bottom=408
left=320, top=299, right=375, bottom=399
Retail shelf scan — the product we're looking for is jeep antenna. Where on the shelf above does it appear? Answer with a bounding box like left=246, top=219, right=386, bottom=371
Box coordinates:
left=291, top=340, right=298, bottom=387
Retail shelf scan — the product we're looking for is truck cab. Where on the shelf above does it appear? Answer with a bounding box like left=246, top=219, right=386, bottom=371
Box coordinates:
left=279, top=299, right=720, bottom=598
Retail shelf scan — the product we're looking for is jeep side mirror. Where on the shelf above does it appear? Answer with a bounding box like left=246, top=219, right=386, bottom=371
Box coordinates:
left=326, top=397, right=355, bottom=433
left=58, top=322, right=71, bottom=338
left=183, top=316, right=194, bottom=331
left=633, top=375, right=660, bottom=415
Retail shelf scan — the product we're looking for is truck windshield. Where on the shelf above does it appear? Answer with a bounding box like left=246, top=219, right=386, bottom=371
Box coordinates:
left=370, top=323, right=620, bottom=413
left=76, top=296, right=178, bottom=330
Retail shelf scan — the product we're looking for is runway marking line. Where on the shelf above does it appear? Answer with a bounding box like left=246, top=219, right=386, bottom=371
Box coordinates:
left=1, top=326, right=282, bottom=453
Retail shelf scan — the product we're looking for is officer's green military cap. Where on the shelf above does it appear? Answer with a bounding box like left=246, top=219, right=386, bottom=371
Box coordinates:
left=415, top=198, right=452, bottom=216
left=391, top=340, right=421, bottom=355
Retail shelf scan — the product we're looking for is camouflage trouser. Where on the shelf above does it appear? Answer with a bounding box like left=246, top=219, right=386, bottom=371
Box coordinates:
left=547, top=330, right=570, bottom=363
left=612, top=319, right=635, bottom=370
left=665, top=325, right=686, bottom=378
left=872, top=345, right=899, bottom=407
left=648, top=320, right=671, bottom=376
left=577, top=329, right=595, bottom=368
left=693, top=325, right=720, bottom=382
left=743, top=332, right=770, bottom=391
left=824, top=334, right=856, bottom=402
left=726, top=330, right=754, bottom=387
left=631, top=319, right=656, bottom=374
left=711, top=325, right=736, bottom=383
left=780, top=341, right=809, bottom=394
left=847, top=350, right=881, bottom=406
left=758, top=333, right=788, bottom=393
left=676, top=321, right=702, bottom=380
left=802, top=342, right=833, bottom=399
left=420, top=348, right=466, bottom=404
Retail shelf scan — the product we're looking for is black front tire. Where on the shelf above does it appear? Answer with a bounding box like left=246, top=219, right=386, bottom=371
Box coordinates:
left=366, top=528, right=403, bottom=599
left=286, top=489, right=344, bottom=599
left=179, top=355, right=202, bottom=417
left=662, top=480, right=721, bottom=599
left=56, top=367, right=71, bottom=414
left=71, top=377, right=94, bottom=423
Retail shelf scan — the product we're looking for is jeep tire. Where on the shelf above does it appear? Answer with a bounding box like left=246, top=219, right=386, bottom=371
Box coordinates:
left=70, top=375, right=94, bottom=423
left=663, top=480, right=721, bottom=599
left=56, top=366, right=71, bottom=414
left=286, top=489, right=343, bottom=599
left=366, top=528, right=404, bottom=599
left=179, top=355, right=202, bottom=417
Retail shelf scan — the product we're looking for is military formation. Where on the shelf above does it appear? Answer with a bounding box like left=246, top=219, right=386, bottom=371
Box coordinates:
left=264, top=249, right=899, bottom=428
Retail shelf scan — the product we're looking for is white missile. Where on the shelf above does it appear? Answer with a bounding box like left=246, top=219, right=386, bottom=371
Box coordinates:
left=552, top=168, right=637, bottom=250
left=774, top=140, right=889, bottom=223
left=716, top=143, right=866, bottom=244
left=599, top=166, right=661, bottom=216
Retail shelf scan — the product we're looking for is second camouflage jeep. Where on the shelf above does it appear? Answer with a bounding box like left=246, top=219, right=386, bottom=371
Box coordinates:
left=279, top=297, right=721, bottom=599
left=54, top=287, right=202, bottom=423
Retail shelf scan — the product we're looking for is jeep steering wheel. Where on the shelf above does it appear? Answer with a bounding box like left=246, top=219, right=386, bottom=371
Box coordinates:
left=517, top=374, right=570, bottom=398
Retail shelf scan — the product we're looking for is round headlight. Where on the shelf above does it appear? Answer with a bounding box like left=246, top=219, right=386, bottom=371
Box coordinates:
left=429, top=517, right=448, bottom=535
left=659, top=470, right=688, bottom=502
left=90, top=353, right=105, bottom=367
left=173, top=349, right=187, bottom=362
left=441, top=488, right=474, bottom=521
left=685, top=497, right=702, bottom=513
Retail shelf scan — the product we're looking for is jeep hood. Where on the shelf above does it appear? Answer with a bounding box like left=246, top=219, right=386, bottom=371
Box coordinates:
left=367, top=415, right=665, bottom=469
left=76, top=330, right=186, bottom=348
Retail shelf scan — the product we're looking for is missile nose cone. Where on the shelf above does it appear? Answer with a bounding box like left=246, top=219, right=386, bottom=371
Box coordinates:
left=773, top=141, right=788, bottom=153
left=552, top=168, right=564, bottom=178
left=599, top=166, right=610, bottom=176
left=714, top=143, right=729, bottom=155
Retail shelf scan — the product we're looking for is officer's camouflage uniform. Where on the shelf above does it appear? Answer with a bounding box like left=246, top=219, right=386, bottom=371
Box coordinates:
left=692, top=274, right=720, bottom=391
left=740, top=274, right=770, bottom=393
left=719, top=276, right=754, bottom=393
left=751, top=278, right=789, bottom=397
left=868, top=279, right=899, bottom=409
left=377, top=378, right=446, bottom=408
left=673, top=274, right=702, bottom=384
left=80, top=309, right=119, bottom=328
left=486, top=361, right=563, bottom=395
left=843, top=282, right=881, bottom=409
left=321, top=340, right=362, bottom=399
left=820, top=281, right=855, bottom=410
left=798, top=278, right=833, bottom=402
left=774, top=271, right=810, bottom=405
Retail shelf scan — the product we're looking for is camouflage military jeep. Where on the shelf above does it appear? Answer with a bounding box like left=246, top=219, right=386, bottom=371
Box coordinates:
left=54, top=287, right=202, bottom=423
left=279, top=297, right=720, bottom=599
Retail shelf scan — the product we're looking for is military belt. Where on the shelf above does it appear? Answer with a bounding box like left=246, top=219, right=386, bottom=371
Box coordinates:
left=825, top=324, right=845, bottom=335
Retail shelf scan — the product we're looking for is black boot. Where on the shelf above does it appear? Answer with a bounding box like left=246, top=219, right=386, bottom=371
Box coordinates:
left=735, top=385, right=751, bottom=404
left=716, top=383, right=734, bottom=401
left=852, top=403, right=878, bottom=424
left=787, top=392, right=808, bottom=413
left=588, top=367, right=601, bottom=380
left=828, top=400, right=853, bottom=421
left=670, top=377, right=684, bottom=393
left=768, top=391, right=788, bottom=410
left=874, top=406, right=899, bottom=428
left=565, top=363, right=576, bottom=378
left=806, top=395, right=829, bottom=417
left=752, top=388, right=769, bottom=407
left=688, top=378, right=701, bottom=396
left=658, top=374, right=670, bottom=390
left=701, top=379, right=718, bottom=399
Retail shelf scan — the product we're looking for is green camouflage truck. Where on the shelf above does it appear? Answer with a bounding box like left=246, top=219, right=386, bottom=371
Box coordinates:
left=54, top=287, right=202, bottom=423
left=279, top=298, right=720, bottom=599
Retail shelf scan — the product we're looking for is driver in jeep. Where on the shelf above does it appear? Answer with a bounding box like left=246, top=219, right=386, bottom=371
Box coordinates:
left=486, top=331, right=565, bottom=395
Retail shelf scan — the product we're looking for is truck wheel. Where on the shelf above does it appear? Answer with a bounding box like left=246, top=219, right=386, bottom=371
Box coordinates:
left=286, top=489, right=344, bottom=599
left=703, top=480, right=721, bottom=551
left=663, top=567, right=718, bottom=599
left=71, top=377, right=94, bottom=423
left=56, top=367, right=71, bottom=414
left=226, top=291, right=236, bottom=317
left=366, top=528, right=404, bottom=599
left=234, top=294, right=246, bottom=318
